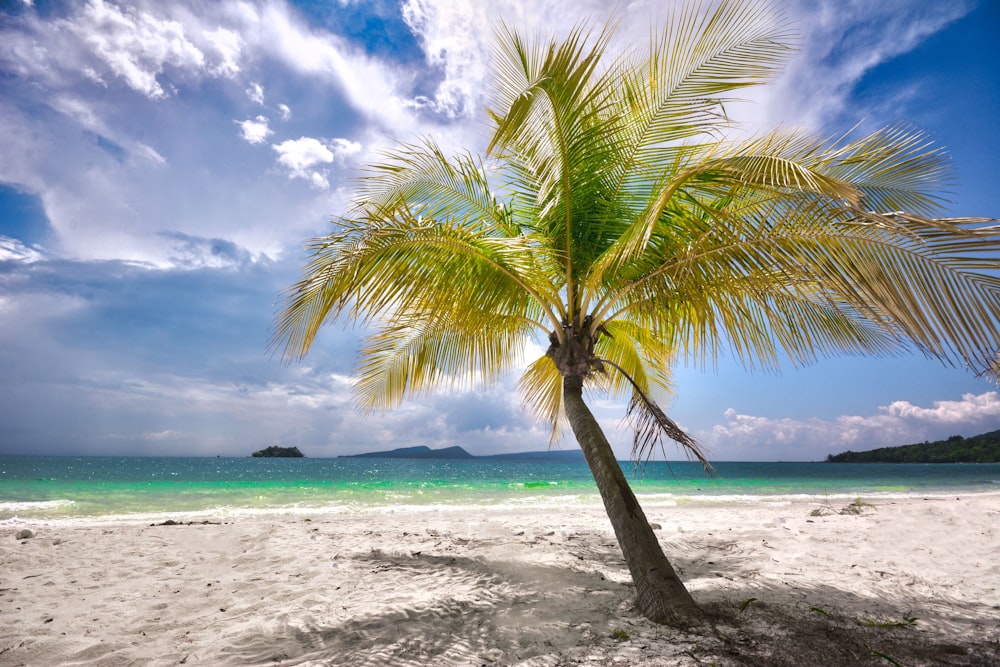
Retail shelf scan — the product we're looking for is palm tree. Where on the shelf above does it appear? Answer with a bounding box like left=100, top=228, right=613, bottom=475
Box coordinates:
left=272, top=0, right=1000, bottom=626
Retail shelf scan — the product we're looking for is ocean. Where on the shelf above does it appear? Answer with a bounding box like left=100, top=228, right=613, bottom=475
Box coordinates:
left=2, top=455, right=998, bottom=523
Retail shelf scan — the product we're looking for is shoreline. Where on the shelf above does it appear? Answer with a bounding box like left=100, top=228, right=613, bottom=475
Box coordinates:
left=2, top=495, right=998, bottom=665
left=4, top=488, right=1000, bottom=526
left=5, top=457, right=999, bottom=524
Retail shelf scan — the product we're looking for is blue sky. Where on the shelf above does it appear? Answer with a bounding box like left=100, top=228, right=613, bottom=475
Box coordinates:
left=0, top=0, right=997, bottom=461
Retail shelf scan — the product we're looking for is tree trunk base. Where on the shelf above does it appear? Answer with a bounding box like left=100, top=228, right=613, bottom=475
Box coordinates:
left=562, top=375, right=703, bottom=626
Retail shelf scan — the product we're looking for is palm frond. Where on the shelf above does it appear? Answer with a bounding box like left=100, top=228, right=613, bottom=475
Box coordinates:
left=613, top=0, right=794, bottom=151
left=354, top=315, right=528, bottom=413
left=595, top=357, right=712, bottom=471
left=590, top=183, right=1000, bottom=375
left=271, top=145, right=566, bottom=363
left=823, top=125, right=953, bottom=216
left=489, top=18, right=626, bottom=322
left=359, top=137, right=520, bottom=237
left=518, top=355, right=565, bottom=443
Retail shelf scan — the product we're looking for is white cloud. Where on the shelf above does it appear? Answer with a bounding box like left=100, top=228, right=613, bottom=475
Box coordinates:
left=47, top=94, right=106, bottom=132
left=329, top=137, right=362, bottom=159
left=737, top=0, right=976, bottom=131
left=705, top=392, right=1000, bottom=460
left=131, top=142, right=167, bottom=166
left=0, top=237, right=45, bottom=263
left=158, top=231, right=262, bottom=270
left=245, top=81, right=264, bottom=105
left=236, top=115, right=272, bottom=144
left=203, top=26, right=242, bottom=77
left=249, top=2, right=418, bottom=134
left=69, top=0, right=207, bottom=99
left=883, top=392, right=1000, bottom=423
left=277, top=103, right=292, bottom=120
left=272, top=137, right=334, bottom=188
left=272, top=136, right=362, bottom=189
left=48, top=95, right=164, bottom=166
left=400, top=0, right=489, bottom=119
left=60, top=370, right=366, bottom=455
left=0, top=0, right=247, bottom=102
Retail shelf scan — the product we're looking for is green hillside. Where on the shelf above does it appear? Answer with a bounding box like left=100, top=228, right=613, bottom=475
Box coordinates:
left=826, top=430, right=1000, bottom=463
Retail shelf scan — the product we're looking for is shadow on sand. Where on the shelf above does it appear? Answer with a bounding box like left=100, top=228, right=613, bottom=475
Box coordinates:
left=224, top=537, right=998, bottom=666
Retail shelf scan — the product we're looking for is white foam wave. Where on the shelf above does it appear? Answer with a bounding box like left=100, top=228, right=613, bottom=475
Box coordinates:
left=0, top=499, right=76, bottom=512
left=4, top=488, right=999, bottom=528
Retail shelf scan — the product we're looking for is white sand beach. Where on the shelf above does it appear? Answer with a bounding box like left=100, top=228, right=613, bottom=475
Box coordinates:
left=2, top=495, right=998, bottom=666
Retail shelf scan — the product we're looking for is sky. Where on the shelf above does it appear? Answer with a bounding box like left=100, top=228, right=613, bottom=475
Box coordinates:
left=0, top=0, right=998, bottom=461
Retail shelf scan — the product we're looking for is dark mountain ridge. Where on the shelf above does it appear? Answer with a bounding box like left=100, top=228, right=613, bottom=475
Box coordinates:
left=340, top=445, right=585, bottom=463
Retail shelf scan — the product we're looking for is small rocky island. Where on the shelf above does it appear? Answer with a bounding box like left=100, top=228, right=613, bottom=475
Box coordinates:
left=251, top=445, right=304, bottom=458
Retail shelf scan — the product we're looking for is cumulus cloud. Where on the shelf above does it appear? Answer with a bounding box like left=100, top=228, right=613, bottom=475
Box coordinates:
left=0, top=0, right=247, bottom=102
left=272, top=137, right=334, bottom=188
left=236, top=115, right=272, bottom=144
left=272, top=136, right=362, bottom=189
left=68, top=0, right=207, bottom=99
left=705, top=392, right=1000, bottom=460
left=4, top=0, right=907, bottom=270
left=883, top=393, right=1000, bottom=423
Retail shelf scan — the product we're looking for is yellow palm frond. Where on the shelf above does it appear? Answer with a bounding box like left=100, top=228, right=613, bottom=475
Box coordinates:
left=355, top=315, right=528, bottom=413
left=518, top=355, right=565, bottom=444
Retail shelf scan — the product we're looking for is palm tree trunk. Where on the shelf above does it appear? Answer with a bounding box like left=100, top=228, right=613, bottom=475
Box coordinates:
left=562, top=374, right=702, bottom=626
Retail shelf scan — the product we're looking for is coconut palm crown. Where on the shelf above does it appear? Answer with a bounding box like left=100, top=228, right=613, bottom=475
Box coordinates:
left=273, top=0, right=1000, bottom=625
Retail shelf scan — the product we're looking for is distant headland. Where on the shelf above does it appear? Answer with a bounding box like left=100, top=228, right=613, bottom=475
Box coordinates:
left=340, top=445, right=584, bottom=463
left=826, top=429, right=1000, bottom=463
left=251, top=446, right=304, bottom=458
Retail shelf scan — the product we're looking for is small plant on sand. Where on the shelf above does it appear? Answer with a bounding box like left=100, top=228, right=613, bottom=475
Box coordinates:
left=610, top=628, right=632, bottom=641
left=863, top=613, right=917, bottom=628
left=812, top=497, right=878, bottom=516
left=841, top=498, right=877, bottom=515
left=810, top=491, right=838, bottom=516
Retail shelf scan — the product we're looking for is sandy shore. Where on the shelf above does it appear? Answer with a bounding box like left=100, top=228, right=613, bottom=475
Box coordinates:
left=2, top=494, right=998, bottom=666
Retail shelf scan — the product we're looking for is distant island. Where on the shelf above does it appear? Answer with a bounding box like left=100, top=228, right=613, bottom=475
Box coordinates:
left=340, top=445, right=585, bottom=463
left=252, top=446, right=304, bottom=458
left=826, top=429, right=1000, bottom=463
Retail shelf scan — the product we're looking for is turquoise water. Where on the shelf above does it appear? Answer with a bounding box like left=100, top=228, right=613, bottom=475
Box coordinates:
left=2, top=455, right=998, bottom=521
